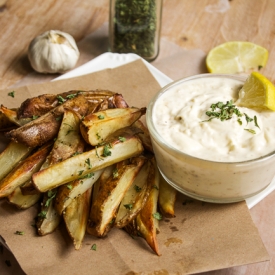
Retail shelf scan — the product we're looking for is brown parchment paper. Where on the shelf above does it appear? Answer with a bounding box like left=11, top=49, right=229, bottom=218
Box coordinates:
left=0, top=60, right=269, bottom=275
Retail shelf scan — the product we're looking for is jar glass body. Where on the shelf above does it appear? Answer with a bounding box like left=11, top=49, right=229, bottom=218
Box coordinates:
left=109, top=0, right=162, bottom=62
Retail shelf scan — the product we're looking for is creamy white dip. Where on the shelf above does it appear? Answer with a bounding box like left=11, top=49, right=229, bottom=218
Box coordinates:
left=153, top=76, right=275, bottom=162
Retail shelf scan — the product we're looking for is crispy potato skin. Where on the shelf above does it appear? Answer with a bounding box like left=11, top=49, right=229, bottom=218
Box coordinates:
left=0, top=109, right=17, bottom=130
left=5, top=95, right=89, bottom=147
left=17, top=94, right=58, bottom=118
left=0, top=143, right=52, bottom=198
left=17, top=90, right=115, bottom=119
left=108, top=93, right=129, bottom=108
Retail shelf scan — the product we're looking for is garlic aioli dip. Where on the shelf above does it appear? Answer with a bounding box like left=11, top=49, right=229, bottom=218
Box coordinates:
left=146, top=74, right=275, bottom=203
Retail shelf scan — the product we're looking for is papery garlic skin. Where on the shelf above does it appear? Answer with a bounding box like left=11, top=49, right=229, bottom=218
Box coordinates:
left=28, top=30, right=80, bottom=73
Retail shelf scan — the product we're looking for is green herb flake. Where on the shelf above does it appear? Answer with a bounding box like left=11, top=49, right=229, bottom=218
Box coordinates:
left=237, top=118, right=242, bottom=125
left=78, top=170, right=84, bottom=176
left=97, top=114, right=105, bottom=120
left=15, top=231, right=24, bottom=235
left=66, top=93, right=77, bottom=99
left=244, top=129, right=256, bottom=134
left=203, top=100, right=242, bottom=122
left=152, top=212, right=162, bottom=220
left=95, top=146, right=104, bottom=160
left=91, top=244, right=97, bottom=251
left=85, top=158, right=92, bottom=169
left=118, top=136, right=126, bottom=142
left=113, top=168, right=119, bottom=178
left=254, top=115, right=260, bottom=129
left=57, top=95, right=66, bottom=104
left=72, top=151, right=81, bottom=157
left=134, top=185, right=142, bottom=192
left=32, top=115, right=39, bottom=120
left=124, top=204, right=133, bottom=210
left=66, top=184, right=73, bottom=190
left=80, top=173, right=95, bottom=179
left=45, top=190, right=57, bottom=207
left=244, top=113, right=253, bottom=124
left=96, top=132, right=101, bottom=140
left=8, top=91, right=15, bottom=98
left=102, top=144, right=112, bottom=157
left=38, top=211, right=47, bottom=219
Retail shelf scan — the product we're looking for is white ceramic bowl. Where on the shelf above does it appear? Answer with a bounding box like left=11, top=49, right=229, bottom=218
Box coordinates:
left=146, top=74, right=275, bottom=203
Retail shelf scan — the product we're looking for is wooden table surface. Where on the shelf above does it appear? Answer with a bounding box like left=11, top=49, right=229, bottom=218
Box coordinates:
left=0, top=0, right=275, bottom=274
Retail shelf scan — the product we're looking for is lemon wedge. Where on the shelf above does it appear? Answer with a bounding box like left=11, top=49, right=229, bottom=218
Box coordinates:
left=237, top=72, right=275, bottom=111
left=206, top=41, right=268, bottom=74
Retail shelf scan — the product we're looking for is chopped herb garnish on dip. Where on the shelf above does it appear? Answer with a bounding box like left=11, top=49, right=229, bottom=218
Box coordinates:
left=254, top=115, right=260, bottom=129
left=203, top=100, right=259, bottom=134
left=97, top=114, right=105, bottom=120
left=244, top=129, right=256, bottom=134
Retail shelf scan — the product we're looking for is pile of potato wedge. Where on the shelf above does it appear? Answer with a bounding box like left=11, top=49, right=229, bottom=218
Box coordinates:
left=0, top=90, right=177, bottom=255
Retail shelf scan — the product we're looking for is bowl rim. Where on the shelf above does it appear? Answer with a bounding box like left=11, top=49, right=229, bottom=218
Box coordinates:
left=146, top=73, right=275, bottom=166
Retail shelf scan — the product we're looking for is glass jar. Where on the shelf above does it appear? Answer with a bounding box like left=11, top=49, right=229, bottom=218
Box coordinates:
left=146, top=74, right=275, bottom=203
left=109, top=0, right=162, bottom=62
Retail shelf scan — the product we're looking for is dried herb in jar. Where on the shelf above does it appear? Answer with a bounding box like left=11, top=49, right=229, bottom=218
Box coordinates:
left=111, top=0, right=160, bottom=60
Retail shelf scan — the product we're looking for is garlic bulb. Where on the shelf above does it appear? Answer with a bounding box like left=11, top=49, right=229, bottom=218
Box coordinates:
left=28, top=30, right=80, bottom=73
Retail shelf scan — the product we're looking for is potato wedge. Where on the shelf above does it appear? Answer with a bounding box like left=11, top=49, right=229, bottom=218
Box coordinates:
left=63, top=188, right=92, bottom=250
left=133, top=120, right=153, bottom=153
left=32, top=131, right=144, bottom=192
left=0, top=110, right=17, bottom=130
left=0, top=143, right=52, bottom=198
left=0, top=141, right=33, bottom=182
left=20, top=180, right=40, bottom=195
left=54, top=169, right=103, bottom=216
left=91, top=165, right=114, bottom=206
left=158, top=175, right=177, bottom=218
left=17, top=90, right=115, bottom=119
left=80, top=107, right=146, bottom=146
left=136, top=158, right=161, bottom=255
left=87, top=158, right=144, bottom=237
left=7, top=186, right=41, bottom=209
left=115, top=159, right=151, bottom=228
left=36, top=189, right=61, bottom=236
left=20, top=109, right=85, bottom=196
left=0, top=106, right=31, bottom=126
left=47, top=109, right=85, bottom=164
left=108, top=93, right=129, bottom=108
left=5, top=94, right=89, bottom=147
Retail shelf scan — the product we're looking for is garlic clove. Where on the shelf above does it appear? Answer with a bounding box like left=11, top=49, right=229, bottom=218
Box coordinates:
left=28, top=30, right=80, bottom=74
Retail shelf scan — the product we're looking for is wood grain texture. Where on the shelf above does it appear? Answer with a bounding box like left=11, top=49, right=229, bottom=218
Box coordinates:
left=160, top=0, right=275, bottom=80
left=0, top=0, right=275, bottom=274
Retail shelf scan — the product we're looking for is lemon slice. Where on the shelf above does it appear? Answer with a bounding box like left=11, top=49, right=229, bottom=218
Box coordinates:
left=237, top=72, right=275, bottom=111
left=206, top=41, right=268, bottom=74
